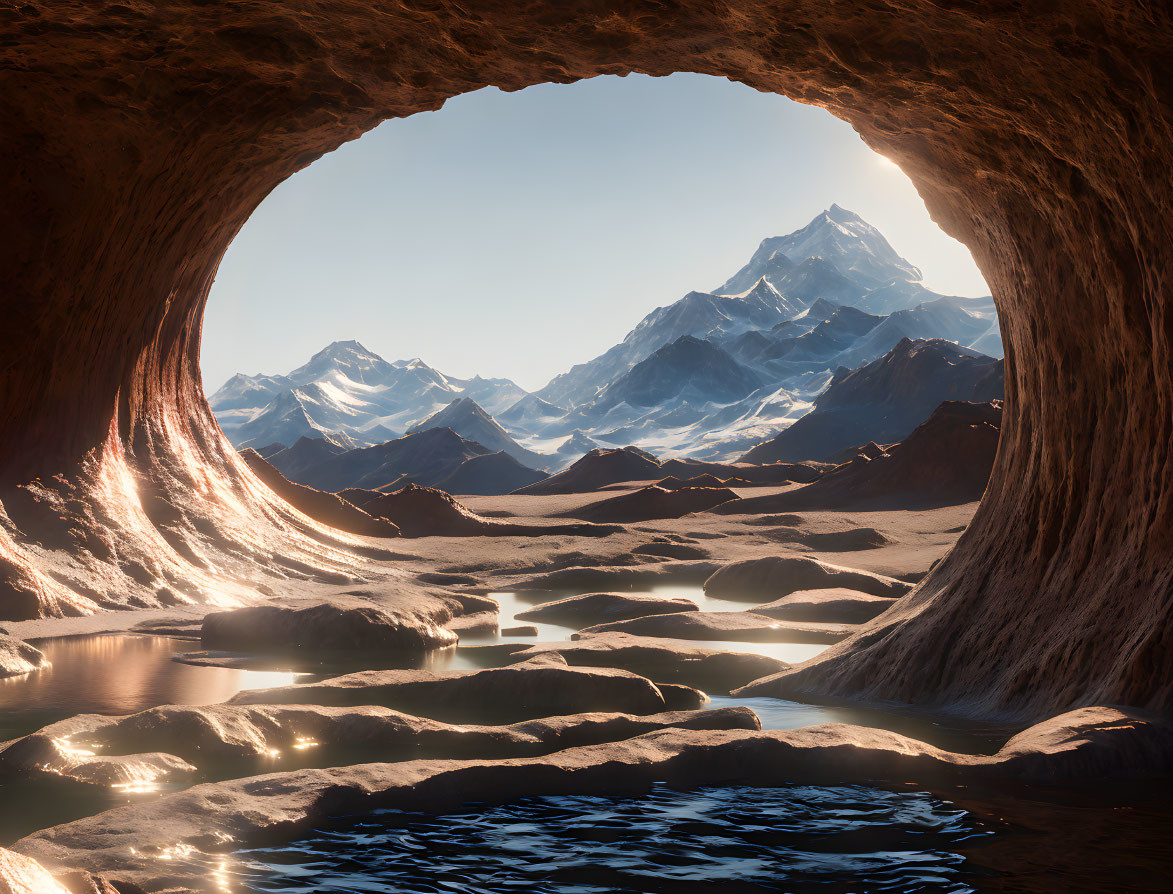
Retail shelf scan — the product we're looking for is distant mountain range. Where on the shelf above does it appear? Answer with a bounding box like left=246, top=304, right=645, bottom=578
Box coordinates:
left=209, top=205, right=1003, bottom=480
left=213, top=341, right=527, bottom=451
left=740, top=338, right=1004, bottom=463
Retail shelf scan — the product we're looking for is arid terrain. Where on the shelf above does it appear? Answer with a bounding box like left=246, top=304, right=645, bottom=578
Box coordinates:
left=3, top=446, right=1171, bottom=892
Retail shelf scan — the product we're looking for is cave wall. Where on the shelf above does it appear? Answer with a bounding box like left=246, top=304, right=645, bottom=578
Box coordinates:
left=0, top=1, right=1170, bottom=719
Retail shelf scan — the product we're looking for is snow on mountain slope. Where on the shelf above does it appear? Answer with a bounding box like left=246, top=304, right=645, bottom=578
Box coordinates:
left=536, top=206, right=956, bottom=411
left=715, top=204, right=921, bottom=295
left=407, top=398, right=551, bottom=470
left=209, top=207, right=1000, bottom=466
left=210, top=340, right=530, bottom=451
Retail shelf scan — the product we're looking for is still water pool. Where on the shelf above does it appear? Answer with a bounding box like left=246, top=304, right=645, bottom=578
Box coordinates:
left=0, top=634, right=301, bottom=742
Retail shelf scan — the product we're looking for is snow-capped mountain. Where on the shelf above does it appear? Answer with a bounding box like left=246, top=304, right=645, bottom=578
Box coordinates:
left=210, top=340, right=528, bottom=450
left=715, top=204, right=921, bottom=295
left=210, top=206, right=1002, bottom=472
left=535, top=205, right=988, bottom=411
left=407, top=398, right=549, bottom=470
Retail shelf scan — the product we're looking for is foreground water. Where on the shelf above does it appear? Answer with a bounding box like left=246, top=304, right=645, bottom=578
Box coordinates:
left=0, top=634, right=302, bottom=742
left=237, top=783, right=993, bottom=893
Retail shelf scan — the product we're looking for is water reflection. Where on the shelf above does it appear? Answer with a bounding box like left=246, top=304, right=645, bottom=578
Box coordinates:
left=0, top=635, right=300, bottom=741
left=467, top=587, right=831, bottom=666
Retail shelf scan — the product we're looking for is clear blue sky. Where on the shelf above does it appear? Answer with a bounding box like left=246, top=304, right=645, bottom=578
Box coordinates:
left=201, top=73, right=988, bottom=393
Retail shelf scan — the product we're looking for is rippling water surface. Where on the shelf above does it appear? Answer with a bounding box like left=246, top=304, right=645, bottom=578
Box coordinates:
left=239, top=784, right=993, bottom=893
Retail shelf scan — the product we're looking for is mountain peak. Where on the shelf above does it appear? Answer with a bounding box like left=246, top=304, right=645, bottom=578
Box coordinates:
left=324, top=339, right=370, bottom=352
left=825, top=203, right=862, bottom=224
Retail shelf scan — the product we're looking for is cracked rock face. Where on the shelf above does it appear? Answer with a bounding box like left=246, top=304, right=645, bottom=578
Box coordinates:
left=0, top=2, right=1170, bottom=719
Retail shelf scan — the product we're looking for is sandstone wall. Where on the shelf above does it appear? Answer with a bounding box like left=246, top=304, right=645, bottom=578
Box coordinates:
left=0, top=1, right=1169, bottom=718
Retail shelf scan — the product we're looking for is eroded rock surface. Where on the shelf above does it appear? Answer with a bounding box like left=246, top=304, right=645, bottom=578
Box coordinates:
left=751, top=588, right=897, bottom=624
left=4, top=702, right=758, bottom=774
left=498, top=632, right=790, bottom=693
left=561, top=485, right=739, bottom=523
left=515, top=592, right=699, bottom=627
left=0, top=847, right=71, bottom=894
left=576, top=611, right=853, bottom=644
left=346, top=484, right=615, bottom=538
left=201, top=595, right=459, bottom=653
left=15, top=709, right=1171, bottom=893
left=704, top=557, right=911, bottom=602
left=0, top=0, right=1169, bottom=720
left=0, top=734, right=196, bottom=789
left=0, top=636, right=45, bottom=679
left=229, top=655, right=674, bottom=723
left=239, top=449, right=401, bottom=538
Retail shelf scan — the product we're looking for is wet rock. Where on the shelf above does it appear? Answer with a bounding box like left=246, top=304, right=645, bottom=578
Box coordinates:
left=515, top=592, right=699, bottom=627
left=229, top=655, right=673, bottom=723
left=577, top=611, right=853, bottom=644
left=19, top=709, right=1170, bottom=893
left=0, top=734, right=195, bottom=789
left=499, top=633, right=789, bottom=694
left=200, top=597, right=458, bottom=653
left=0, top=847, right=71, bottom=894
left=751, top=588, right=897, bottom=624
left=500, top=625, right=538, bottom=636
left=446, top=611, right=499, bottom=637
left=704, top=556, right=911, bottom=602
left=560, top=485, right=738, bottom=523
left=0, top=636, right=45, bottom=679
left=17, top=702, right=759, bottom=769
left=657, top=683, right=709, bottom=710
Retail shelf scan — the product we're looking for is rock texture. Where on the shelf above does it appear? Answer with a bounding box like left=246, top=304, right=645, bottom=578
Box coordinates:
left=4, top=702, right=759, bottom=774
left=0, top=636, right=45, bottom=679
left=577, top=611, right=853, bottom=644
left=498, top=632, right=790, bottom=693
left=0, top=2, right=1170, bottom=721
left=14, top=709, right=1173, bottom=893
left=515, top=592, right=700, bottom=627
left=736, top=401, right=1002, bottom=511
left=0, top=734, right=196, bottom=789
left=229, top=654, right=676, bottom=723
left=238, top=449, right=401, bottom=538
left=704, top=557, right=911, bottom=601
left=344, top=484, right=614, bottom=538
left=0, top=848, right=71, bottom=894
left=200, top=596, right=460, bottom=653
left=751, top=588, right=897, bottom=624
left=560, top=485, right=739, bottom=522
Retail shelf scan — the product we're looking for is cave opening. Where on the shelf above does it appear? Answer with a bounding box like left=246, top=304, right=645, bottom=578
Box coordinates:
left=1, top=4, right=1170, bottom=890
left=200, top=71, right=1002, bottom=517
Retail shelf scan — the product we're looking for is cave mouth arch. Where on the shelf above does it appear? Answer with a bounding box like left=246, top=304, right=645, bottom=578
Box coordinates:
left=0, top=2, right=1169, bottom=722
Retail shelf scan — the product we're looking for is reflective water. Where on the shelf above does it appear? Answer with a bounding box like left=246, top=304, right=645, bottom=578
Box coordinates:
left=470, top=587, right=830, bottom=666
left=707, top=697, right=1016, bottom=755
left=0, top=634, right=301, bottom=741
left=238, top=783, right=993, bottom=893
